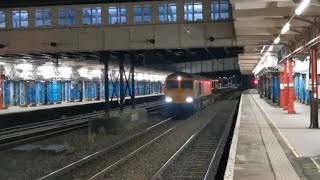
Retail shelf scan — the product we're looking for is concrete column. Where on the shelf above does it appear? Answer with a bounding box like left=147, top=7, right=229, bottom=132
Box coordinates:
left=202, top=0, right=211, bottom=21
left=177, top=0, right=184, bottom=23
left=310, top=46, right=318, bottom=128
left=283, top=62, right=289, bottom=110
left=126, top=4, right=134, bottom=25
left=288, top=58, right=295, bottom=114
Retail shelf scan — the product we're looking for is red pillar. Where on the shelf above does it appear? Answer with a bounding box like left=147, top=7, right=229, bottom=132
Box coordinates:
left=288, top=58, right=295, bottom=114
left=0, top=65, right=3, bottom=110
left=279, top=72, right=284, bottom=108
left=283, top=62, right=289, bottom=110
left=310, top=46, right=318, bottom=128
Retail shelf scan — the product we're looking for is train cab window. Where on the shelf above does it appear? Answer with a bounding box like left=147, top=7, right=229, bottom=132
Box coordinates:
left=82, top=7, right=101, bottom=25
left=159, top=3, right=177, bottom=23
left=59, top=8, right=76, bottom=26
left=184, top=2, right=203, bottom=22
left=166, top=80, right=178, bottom=89
left=0, top=11, right=5, bottom=28
left=181, top=80, right=193, bottom=89
left=108, top=6, right=126, bottom=25
left=211, top=0, right=230, bottom=21
left=134, top=5, right=152, bottom=24
left=12, top=10, right=28, bottom=28
left=35, top=9, right=52, bottom=27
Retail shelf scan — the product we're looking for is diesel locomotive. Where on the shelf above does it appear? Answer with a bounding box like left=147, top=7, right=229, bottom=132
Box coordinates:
left=163, top=72, right=213, bottom=117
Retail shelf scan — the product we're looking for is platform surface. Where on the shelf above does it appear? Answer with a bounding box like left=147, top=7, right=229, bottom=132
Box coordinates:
left=0, top=93, right=163, bottom=115
left=224, top=90, right=320, bottom=180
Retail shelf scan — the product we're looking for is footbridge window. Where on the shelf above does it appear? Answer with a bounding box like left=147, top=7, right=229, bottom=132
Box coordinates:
left=159, top=3, right=177, bottom=23
left=82, top=7, right=101, bottom=25
left=12, top=10, right=28, bottom=28
left=134, top=5, right=152, bottom=24
left=35, top=9, right=52, bottom=27
left=211, top=0, right=230, bottom=21
left=108, top=6, right=126, bottom=25
left=0, top=11, right=4, bottom=28
left=184, top=2, right=203, bottom=22
left=59, top=8, right=76, bottom=26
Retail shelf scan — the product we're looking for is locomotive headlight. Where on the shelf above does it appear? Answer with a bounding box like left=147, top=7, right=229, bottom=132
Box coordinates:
left=165, top=97, right=173, bottom=103
left=186, top=97, right=193, bottom=103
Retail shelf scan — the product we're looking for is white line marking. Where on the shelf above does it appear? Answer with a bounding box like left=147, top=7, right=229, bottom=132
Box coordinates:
left=223, top=94, right=243, bottom=180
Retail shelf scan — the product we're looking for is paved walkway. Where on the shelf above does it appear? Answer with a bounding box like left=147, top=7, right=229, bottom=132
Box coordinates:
left=224, top=90, right=320, bottom=180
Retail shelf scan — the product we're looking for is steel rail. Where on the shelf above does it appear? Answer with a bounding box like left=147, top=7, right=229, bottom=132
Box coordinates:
left=0, top=102, right=165, bottom=149
left=88, top=124, right=181, bottom=180
left=150, top=95, right=235, bottom=180
left=37, top=117, right=174, bottom=180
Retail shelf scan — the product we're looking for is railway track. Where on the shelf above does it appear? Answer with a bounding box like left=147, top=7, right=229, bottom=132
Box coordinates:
left=0, top=100, right=165, bottom=149
left=151, top=96, right=239, bottom=180
left=37, top=116, right=178, bottom=180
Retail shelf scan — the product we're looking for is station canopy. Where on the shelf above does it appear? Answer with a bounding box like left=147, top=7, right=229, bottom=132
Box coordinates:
left=233, top=0, right=320, bottom=75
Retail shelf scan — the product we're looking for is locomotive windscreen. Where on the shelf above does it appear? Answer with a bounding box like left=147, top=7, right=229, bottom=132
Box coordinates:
left=181, top=80, right=193, bottom=89
left=166, top=80, right=178, bottom=89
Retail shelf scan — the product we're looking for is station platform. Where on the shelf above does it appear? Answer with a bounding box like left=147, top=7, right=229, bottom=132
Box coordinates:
left=0, top=94, right=164, bottom=129
left=0, top=94, right=163, bottom=115
left=224, top=89, right=320, bottom=180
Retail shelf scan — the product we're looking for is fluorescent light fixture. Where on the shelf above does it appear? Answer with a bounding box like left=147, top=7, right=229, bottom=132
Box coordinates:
left=268, top=45, right=273, bottom=51
left=0, top=62, right=5, bottom=65
left=281, top=22, right=290, bottom=34
left=265, top=52, right=270, bottom=56
left=260, top=45, right=266, bottom=54
left=274, top=37, right=280, bottom=44
left=16, top=63, right=33, bottom=70
left=295, top=0, right=310, bottom=16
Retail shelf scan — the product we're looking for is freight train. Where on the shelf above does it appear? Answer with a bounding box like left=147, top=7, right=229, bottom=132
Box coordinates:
left=163, top=72, right=213, bottom=117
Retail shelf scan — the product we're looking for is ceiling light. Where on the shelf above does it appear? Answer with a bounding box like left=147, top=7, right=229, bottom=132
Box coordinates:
left=268, top=45, right=274, bottom=51
left=295, top=0, right=310, bottom=16
left=281, top=22, right=290, bottom=34
left=0, top=62, right=5, bottom=65
left=274, top=37, right=280, bottom=44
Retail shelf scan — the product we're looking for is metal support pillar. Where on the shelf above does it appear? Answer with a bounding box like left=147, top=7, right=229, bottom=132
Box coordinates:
left=259, top=78, right=263, bottom=98
left=119, top=58, right=125, bottom=111
left=264, top=75, right=268, bottom=98
left=279, top=72, right=284, bottom=108
left=283, top=62, right=289, bottom=110
left=267, top=75, right=272, bottom=99
left=0, top=65, right=3, bottom=110
left=310, top=46, right=318, bottom=128
left=131, top=56, right=135, bottom=109
left=288, top=58, right=295, bottom=114
left=104, top=58, right=110, bottom=117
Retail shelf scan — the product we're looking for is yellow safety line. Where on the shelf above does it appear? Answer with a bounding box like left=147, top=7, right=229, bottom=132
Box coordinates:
left=250, top=89, right=301, bottom=158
